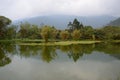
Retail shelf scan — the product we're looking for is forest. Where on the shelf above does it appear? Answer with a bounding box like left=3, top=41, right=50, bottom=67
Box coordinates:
left=0, top=16, right=120, bottom=43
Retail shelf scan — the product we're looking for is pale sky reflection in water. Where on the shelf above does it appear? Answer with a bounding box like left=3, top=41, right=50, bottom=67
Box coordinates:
left=0, top=52, right=120, bottom=80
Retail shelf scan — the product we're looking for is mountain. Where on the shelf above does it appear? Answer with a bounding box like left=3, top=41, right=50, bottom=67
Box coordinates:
left=107, top=17, right=120, bottom=26
left=13, top=15, right=116, bottom=29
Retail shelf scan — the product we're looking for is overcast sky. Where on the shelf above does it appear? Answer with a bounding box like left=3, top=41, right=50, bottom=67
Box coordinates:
left=0, top=0, right=120, bottom=20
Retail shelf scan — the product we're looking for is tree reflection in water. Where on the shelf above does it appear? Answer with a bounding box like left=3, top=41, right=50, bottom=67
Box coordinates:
left=0, top=42, right=120, bottom=80
left=41, top=46, right=57, bottom=63
left=0, top=43, right=12, bottom=67
left=0, top=43, right=120, bottom=64
left=60, top=44, right=95, bottom=62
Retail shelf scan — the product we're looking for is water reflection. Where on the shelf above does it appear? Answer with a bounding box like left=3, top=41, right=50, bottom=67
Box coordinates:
left=0, top=44, right=12, bottom=67
left=0, top=53, right=120, bottom=80
left=0, top=49, right=11, bottom=67
left=95, top=43, right=120, bottom=54
left=18, top=44, right=97, bottom=62
left=0, top=43, right=120, bottom=63
left=41, top=46, right=57, bottom=63
left=0, top=43, right=120, bottom=80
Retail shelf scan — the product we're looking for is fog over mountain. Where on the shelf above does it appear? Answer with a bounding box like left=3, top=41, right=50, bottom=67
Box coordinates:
left=13, top=15, right=117, bottom=29
left=107, top=17, right=120, bottom=26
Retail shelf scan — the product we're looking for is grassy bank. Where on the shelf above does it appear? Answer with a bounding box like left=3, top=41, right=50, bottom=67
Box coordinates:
left=17, top=40, right=101, bottom=46
left=1, top=39, right=120, bottom=46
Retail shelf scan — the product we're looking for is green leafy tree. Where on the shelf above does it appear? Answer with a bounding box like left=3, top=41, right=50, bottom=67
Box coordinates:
left=112, top=26, right=120, bottom=40
left=68, top=18, right=83, bottom=31
left=41, top=25, right=52, bottom=42
left=0, top=16, right=11, bottom=39
left=71, top=29, right=81, bottom=40
left=41, top=26, right=58, bottom=42
left=60, top=30, right=69, bottom=40
left=50, top=27, right=58, bottom=40
left=82, top=26, right=94, bottom=40
left=6, top=25, right=17, bottom=39
left=18, top=22, right=31, bottom=39
left=28, top=25, right=39, bottom=39
left=94, top=29, right=105, bottom=40
left=73, top=18, right=80, bottom=29
left=102, top=26, right=120, bottom=40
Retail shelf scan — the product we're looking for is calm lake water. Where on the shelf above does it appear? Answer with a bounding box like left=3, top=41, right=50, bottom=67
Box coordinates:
left=0, top=43, right=120, bottom=80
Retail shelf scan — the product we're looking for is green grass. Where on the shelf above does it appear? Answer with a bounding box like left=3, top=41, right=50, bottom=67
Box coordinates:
left=111, top=40, right=120, bottom=43
left=1, top=39, right=120, bottom=46
left=17, top=40, right=101, bottom=46
left=17, top=40, right=43, bottom=43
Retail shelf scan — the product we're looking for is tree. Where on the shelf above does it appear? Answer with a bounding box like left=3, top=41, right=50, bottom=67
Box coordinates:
left=71, top=29, right=81, bottom=40
left=68, top=18, right=83, bottom=31
left=82, top=26, right=94, bottom=40
left=112, top=26, right=120, bottom=40
left=41, top=25, right=58, bottom=42
left=60, top=30, right=69, bottom=40
left=102, top=26, right=120, bottom=40
left=28, top=25, right=39, bottom=39
left=41, top=25, right=52, bottom=42
left=18, top=22, right=31, bottom=39
left=50, top=26, right=58, bottom=40
left=94, top=29, right=105, bottom=40
left=6, top=25, right=17, bottom=39
left=0, top=16, right=11, bottom=39
left=68, top=22, right=73, bottom=31
left=73, top=18, right=80, bottom=30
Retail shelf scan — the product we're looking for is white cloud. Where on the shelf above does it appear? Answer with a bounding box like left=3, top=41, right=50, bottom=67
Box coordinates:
left=0, top=0, right=120, bottom=20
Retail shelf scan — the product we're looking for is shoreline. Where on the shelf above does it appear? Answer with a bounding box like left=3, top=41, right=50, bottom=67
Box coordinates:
left=0, top=39, right=120, bottom=46
left=17, top=40, right=101, bottom=46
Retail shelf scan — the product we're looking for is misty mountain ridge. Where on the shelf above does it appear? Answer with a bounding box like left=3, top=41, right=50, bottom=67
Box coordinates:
left=13, top=15, right=117, bottom=29
left=107, top=17, right=120, bottom=26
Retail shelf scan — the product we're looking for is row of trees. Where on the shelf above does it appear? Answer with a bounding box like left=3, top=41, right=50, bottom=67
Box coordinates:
left=0, top=16, right=120, bottom=42
left=17, top=24, right=96, bottom=42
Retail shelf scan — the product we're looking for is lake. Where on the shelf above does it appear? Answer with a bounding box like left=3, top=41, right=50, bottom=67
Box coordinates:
left=0, top=43, right=120, bottom=80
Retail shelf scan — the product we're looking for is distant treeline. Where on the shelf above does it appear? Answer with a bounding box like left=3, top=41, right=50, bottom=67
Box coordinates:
left=0, top=16, right=120, bottom=42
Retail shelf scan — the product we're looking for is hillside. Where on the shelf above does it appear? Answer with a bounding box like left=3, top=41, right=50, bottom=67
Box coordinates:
left=13, top=15, right=116, bottom=29
left=108, top=17, right=120, bottom=26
